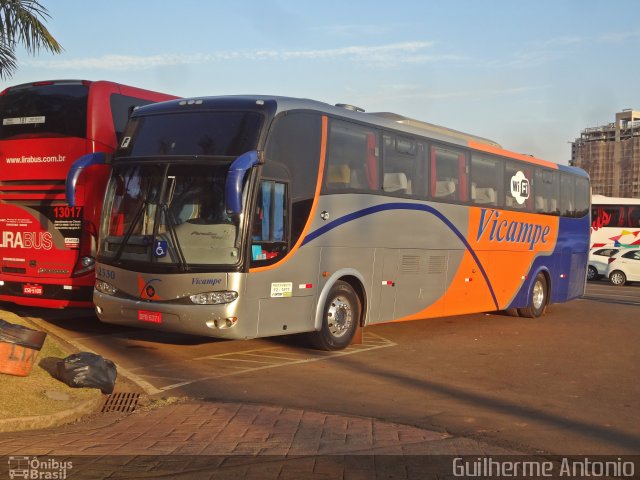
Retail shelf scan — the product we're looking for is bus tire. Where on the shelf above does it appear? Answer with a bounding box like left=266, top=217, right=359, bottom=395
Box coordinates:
left=310, top=280, right=360, bottom=351
left=517, top=272, right=547, bottom=318
left=609, top=270, right=626, bottom=286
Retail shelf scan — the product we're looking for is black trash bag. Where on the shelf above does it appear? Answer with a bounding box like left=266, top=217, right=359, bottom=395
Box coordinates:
left=0, top=318, right=47, bottom=350
left=56, top=352, right=117, bottom=394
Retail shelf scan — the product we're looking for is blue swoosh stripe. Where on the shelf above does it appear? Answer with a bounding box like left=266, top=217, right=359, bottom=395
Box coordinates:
left=302, top=202, right=499, bottom=310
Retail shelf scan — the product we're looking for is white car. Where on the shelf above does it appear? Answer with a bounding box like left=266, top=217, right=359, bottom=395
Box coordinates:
left=587, top=247, right=619, bottom=281
left=605, top=249, right=640, bottom=286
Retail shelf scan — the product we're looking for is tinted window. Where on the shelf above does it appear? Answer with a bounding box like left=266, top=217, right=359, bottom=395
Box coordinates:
left=265, top=112, right=322, bottom=246
left=560, top=173, right=576, bottom=217
left=534, top=169, right=559, bottom=215
left=110, top=94, right=155, bottom=142
left=574, top=176, right=590, bottom=218
left=471, top=154, right=502, bottom=206
left=593, top=248, right=618, bottom=256
left=122, top=111, right=263, bottom=157
left=505, top=162, right=533, bottom=211
left=0, top=83, right=88, bottom=139
left=592, top=205, right=624, bottom=228
left=382, top=134, right=418, bottom=195
left=622, top=250, right=640, bottom=260
left=431, top=146, right=468, bottom=201
left=325, top=119, right=379, bottom=191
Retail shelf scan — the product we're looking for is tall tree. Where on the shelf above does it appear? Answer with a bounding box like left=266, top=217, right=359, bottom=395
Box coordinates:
left=0, top=0, right=62, bottom=79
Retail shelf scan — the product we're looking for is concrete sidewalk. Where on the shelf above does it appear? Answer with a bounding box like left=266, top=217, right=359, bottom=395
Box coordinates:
left=0, top=398, right=519, bottom=479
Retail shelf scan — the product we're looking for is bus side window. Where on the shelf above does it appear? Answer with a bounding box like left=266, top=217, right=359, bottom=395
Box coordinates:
left=251, top=181, right=288, bottom=265
left=505, top=162, right=533, bottom=211
left=325, top=120, right=379, bottom=192
left=431, top=146, right=467, bottom=202
left=382, top=134, right=416, bottom=195
left=533, top=168, right=559, bottom=215
left=470, top=154, right=502, bottom=206
left=574, top=176, right=590, bottom=218
left=559, top=174, right=576, bottom=217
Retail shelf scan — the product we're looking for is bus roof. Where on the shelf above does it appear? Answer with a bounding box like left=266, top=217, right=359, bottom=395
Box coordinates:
left=131, top=95, right=585, bottom=174
left=592, top=194, right=640, bottom=204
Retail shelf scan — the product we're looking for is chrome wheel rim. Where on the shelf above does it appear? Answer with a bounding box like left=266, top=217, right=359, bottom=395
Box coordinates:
left=327, top=295, right=353, bottom=338
left=611, top=272, right=625, bottom=285
left=532, top=280, right=545, bottom=310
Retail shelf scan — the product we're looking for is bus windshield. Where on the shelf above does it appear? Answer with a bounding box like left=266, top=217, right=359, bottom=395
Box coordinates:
left=0, top=83, right=88, bottom=140
left=100, top=161, right=240, bottom=270
left=119, top=111, right=263, bottom=157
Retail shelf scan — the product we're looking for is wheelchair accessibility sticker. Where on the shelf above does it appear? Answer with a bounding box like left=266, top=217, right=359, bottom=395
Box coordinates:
left=154, top=240, right=168, bottom=258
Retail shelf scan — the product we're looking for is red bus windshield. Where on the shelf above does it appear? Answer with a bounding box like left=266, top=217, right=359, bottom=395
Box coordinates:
left=0, top=82, right=88, bottom=140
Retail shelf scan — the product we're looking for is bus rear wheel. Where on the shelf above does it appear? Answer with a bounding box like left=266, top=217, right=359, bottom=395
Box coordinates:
left=517, top=273, right=547, bottom=318
left=310, top=280, right=360, bottom=351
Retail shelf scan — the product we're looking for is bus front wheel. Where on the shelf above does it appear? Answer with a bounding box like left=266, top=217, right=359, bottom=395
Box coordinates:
left=517, top=273, right=547, bottom=318
left=310, top=280, right=360, bottom=351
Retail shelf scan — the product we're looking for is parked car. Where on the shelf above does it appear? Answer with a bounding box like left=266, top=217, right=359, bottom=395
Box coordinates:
left=587, top=247, right=619, bottom=281
left=605, top=249, right=640, bottom=285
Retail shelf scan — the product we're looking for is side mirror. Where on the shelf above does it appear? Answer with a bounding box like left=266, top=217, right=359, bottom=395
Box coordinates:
left=66, top=152, right=108, bottom=207
left=225, top=150, right=261, bottom=215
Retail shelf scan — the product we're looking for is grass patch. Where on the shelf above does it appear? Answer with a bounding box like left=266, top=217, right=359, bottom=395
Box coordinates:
left=0, top=309, right=100, bottom=419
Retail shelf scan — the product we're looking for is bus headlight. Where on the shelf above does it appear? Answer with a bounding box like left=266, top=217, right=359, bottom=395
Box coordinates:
left=73, top=256, right=95, bottom=276
left=95, top=279, right=118, bottom=296
left=189, top=291, right=238, bottom=305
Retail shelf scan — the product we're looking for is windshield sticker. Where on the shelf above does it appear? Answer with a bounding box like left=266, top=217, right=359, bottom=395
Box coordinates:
left=510, top=171, right=530, bottom=205
left=270, top=282, right=293, bottom=298
left=3, top=116, right=45, bottom=126
left=154, top=240, right=168, bottom=257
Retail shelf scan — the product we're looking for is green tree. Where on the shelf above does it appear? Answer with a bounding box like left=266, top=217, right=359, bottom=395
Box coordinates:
left=0, top=0, right=62, bottom=79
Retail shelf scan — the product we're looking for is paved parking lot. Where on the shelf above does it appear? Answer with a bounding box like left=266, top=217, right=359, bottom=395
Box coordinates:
left=7, top=281, right=640, bottom=456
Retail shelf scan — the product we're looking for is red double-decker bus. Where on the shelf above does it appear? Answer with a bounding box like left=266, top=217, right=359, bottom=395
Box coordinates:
left=0, top=80, right=177, bottom=308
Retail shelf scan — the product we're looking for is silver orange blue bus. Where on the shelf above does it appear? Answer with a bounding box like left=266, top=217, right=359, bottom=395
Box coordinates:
left=88, top=96, right=590, bottom=350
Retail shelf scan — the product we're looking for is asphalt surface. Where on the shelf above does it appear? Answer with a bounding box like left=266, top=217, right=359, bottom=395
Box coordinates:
left=0, top=281, right=638, bottom=478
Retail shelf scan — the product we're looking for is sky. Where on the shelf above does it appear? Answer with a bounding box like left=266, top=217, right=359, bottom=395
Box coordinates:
left=5, top=0, right=640, bottom=164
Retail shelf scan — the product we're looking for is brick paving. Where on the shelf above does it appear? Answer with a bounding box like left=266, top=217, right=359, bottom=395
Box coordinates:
left=0, top=400, right=520, bottom=479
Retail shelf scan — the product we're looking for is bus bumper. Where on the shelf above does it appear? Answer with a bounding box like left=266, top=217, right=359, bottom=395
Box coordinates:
left=94, top=290, right=252, bottom=339
left=0, top=279, right=93, bottom=308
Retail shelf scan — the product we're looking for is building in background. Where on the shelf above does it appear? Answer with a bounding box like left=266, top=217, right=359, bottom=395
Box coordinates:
left=570, top=109, right=640, bottom=198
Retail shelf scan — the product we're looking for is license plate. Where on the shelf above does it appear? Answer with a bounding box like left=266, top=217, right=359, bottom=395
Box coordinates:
left=138, top=310, right=162, bottom=324
left=23, top=285, right=43, bottom=295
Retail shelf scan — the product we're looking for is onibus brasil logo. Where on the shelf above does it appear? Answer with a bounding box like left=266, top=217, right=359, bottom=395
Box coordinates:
left=8, top=456, right=72, bottom=479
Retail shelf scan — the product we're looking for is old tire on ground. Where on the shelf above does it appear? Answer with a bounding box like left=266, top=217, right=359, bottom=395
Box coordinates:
left=310, top=280, right=360, bottom=351
left=517, top=272, right=548, bottom=318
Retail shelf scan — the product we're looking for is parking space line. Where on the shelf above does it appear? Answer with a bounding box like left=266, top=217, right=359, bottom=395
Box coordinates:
left=154, top=332, right=396, bottom=392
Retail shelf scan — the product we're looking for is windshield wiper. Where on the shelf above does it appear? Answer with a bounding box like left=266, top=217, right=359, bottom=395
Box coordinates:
left=160, top=203, right=189, bottom=272
left=113, top=199, right=148, bottom=263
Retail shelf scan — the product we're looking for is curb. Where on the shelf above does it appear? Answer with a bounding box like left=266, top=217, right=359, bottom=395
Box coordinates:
left=0, top=393, right=104, bottom=433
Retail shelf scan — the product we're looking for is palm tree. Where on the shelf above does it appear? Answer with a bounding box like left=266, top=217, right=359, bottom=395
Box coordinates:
left=0, top=0, right=63, bottom=79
